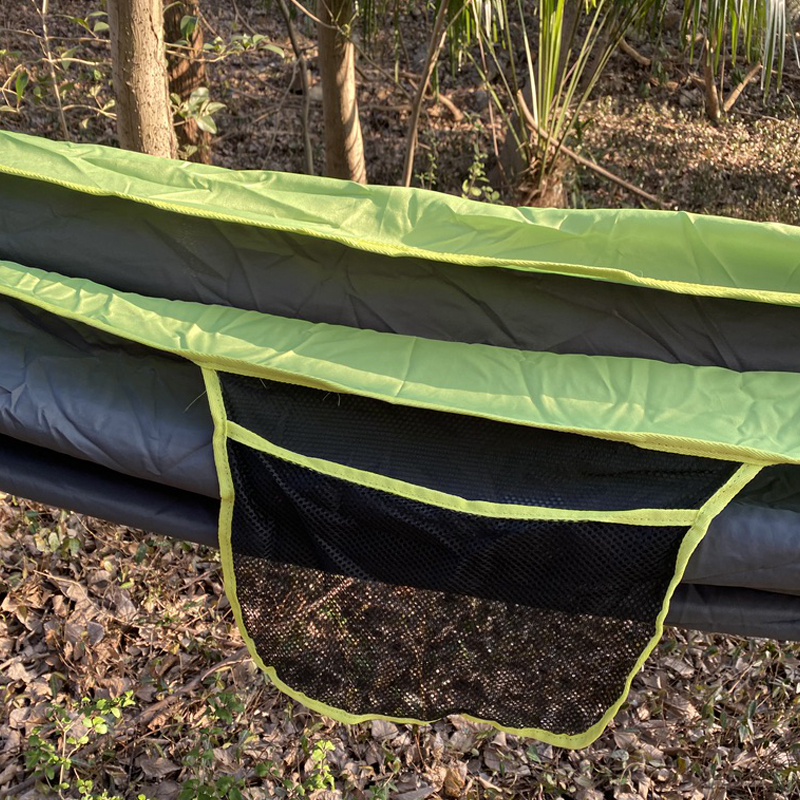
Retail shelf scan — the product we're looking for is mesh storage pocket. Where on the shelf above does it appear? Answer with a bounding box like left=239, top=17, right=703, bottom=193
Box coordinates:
left=214, top=371, right=743, bottom=739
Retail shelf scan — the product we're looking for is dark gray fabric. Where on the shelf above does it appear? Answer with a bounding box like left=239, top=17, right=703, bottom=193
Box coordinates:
left=3, top=174, right=800, bottom=372
left=0, top=433, right=218, bottom=545
left=684, top=503, right=800, bottom=595
left=737, top=463, right=800, bottom=513
left=0, top=296, right=216, bottom=497
left=668, top=584, right=800, bottom=641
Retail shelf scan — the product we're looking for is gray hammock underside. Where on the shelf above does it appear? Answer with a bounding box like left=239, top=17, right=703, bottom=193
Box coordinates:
left=2, top=433, right=799, bottom=642
left=2, top=296, right=800, bottom=641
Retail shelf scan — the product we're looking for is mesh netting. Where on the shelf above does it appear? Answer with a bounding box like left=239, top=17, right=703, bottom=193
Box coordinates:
left=221, top=373, right=736, bottom=510
left=234, top=556, right=662, bottom=733
left=218, top=371, right=735, bottom=733
left=226, top=440, right=688, bottom=733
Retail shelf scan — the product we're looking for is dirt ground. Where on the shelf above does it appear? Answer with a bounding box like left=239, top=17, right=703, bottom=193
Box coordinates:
left=1, top=1, right=800, bottom=798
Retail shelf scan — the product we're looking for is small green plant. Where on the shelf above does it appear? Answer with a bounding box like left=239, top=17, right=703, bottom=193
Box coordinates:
left=202, top=33, right=284, bottom=58
left=461, top=142, right=500, bottom=203
left=415, top=144, right=439, bottom=191
left=23, top=507, right=83, bottom=559
left=26, top=692, right=137, bottom=796
left=171, top=86, right=226, bottom=135
left=302, top=737, right=336, bottom=793
left=178, top=775, right=249, bottom=800
left=179, top=689, right=252, bottom=800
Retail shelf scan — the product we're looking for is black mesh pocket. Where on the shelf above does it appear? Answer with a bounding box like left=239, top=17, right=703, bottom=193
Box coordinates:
left=220, top=373, right=736, bottom=510
left=219, top=372, right=735, bottom=736
left=226, top=440, right=690, bottom=734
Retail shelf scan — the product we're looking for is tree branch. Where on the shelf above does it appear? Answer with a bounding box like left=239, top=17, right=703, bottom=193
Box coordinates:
left=516, top=90, right=669, bottom=209
left=401, top=0, right=450, bottom=187
left=723, top=62, right=762, bottom=113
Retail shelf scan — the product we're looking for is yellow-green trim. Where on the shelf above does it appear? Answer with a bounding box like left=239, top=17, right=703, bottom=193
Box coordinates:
left=207, top=366, right=762, bottom=747
left=226, top=421, right=697, bottom=526
left=2, top=258, right=800, bottom=466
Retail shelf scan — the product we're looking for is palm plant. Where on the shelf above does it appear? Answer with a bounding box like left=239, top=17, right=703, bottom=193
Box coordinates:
left=672, top=0, right=798, bottom=122
left=470, top=0, right=660, bottom=204
left=455, top=0, right=797, bottom=203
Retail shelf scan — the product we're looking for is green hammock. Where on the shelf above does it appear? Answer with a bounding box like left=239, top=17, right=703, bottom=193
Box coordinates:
left=1, top=130, right=800, bottom=746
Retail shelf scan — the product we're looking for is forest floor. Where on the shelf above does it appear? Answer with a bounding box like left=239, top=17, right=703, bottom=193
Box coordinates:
left=1, top=1, right=800, bottom=798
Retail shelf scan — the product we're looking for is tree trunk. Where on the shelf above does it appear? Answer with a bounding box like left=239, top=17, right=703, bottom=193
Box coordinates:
left=317, top=0, right=367, bottom=182
left=703, top=41, right=722, bottom=124
left=108, top=0, right=177, bottom=158
left=164, top=0, right=211, bottom=163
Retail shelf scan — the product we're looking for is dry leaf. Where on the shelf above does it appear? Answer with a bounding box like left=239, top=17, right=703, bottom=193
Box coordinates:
left=442, top=763, right=467, bottom=798
left=371, top=719, right=399, bottom=741
left=394, top=785, right=436, bottom=800
left=137, top=756, right=180, bottom=779
left=4, top=661, right=34, bottom=684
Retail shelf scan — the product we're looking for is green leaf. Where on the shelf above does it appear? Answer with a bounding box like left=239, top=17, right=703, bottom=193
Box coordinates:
left=189, top=86, right=210, bottom=104
left=195, top=115, right=217, bottom=133
left=67, top=16, right=93, bottom=33
left=180, top=15, right=198, bottom=38
left=264, top=43, right=285, bottom=57
left=94, top=21, right=109, bottom=32
left=15, top=70, right=28, bottom=103
left=205, top=101, right=226, bottom=114
left=60, top=46, right=78, bottom=70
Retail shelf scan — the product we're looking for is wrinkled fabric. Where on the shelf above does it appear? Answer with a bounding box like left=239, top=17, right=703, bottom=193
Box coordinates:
left=3, top=173, right=800, bottom=373
left=0, top=296, right=215, bottom=496
left=1, top=131, right=799, bottom=645
left=1, top=294, right=799, bottom=613
left=2, top=131, right=800, bottom=299
left=3, top=258, right=800, bottom=465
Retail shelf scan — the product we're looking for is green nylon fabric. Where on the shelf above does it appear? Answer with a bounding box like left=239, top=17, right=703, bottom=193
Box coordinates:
left=2, top=257, right=800, bottom=466
left=1, top=130, right=800, bottom=302
left=2, top=133, right=798, bottom=744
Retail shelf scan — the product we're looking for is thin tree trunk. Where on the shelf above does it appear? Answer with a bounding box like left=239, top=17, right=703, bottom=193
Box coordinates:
left=165, top=0, right=211, bottom=163
left=108, top=0, right=177, bottom=158
left=401, top=0, right=450, bottom=187
left=703, top=39, right=722, bottom=124
left=317, top=0, right=367, bottom=182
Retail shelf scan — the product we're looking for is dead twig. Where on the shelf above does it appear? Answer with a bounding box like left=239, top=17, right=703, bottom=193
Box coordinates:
left=275, top=0, right=314, bottom=175
left=517, top=90, right=670, bottom=209
left=401, top=0, right=451, bottom=186
left=36, top=0, right=69, bottom=140
left=723, top=62, right=762, bottom=113
left=129, top=645, right=250, bottom=729
left=619, top=37, right=652, bottom=67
